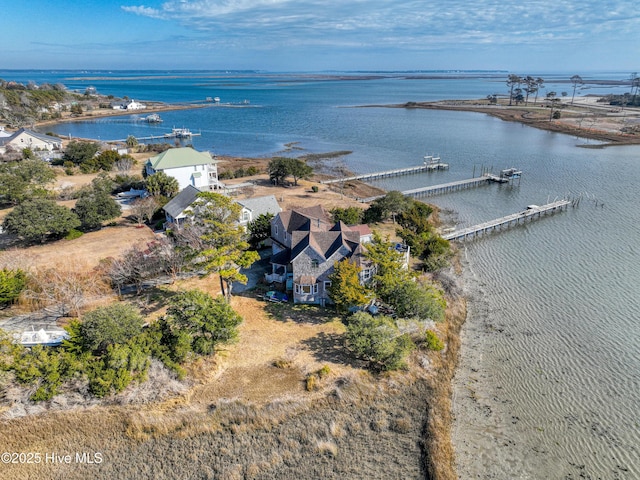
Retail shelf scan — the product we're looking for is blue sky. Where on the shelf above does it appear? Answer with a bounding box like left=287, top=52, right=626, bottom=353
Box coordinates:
left=2, top=0, right=638, bottom=72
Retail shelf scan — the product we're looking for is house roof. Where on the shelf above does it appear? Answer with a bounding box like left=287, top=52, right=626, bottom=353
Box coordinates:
left=290, top=229, right=360, bottom=262
left=277, top=205, right=332, bottom=234
left=147, top=147, right=218, bottom=170
left=237, top=195, right=282, bottom=218
left=162, top=185, right=202, bottom=219
left=1, top=128, right=62, bottom=146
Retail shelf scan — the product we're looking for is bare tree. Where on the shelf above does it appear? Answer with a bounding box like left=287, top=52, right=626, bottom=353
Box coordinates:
left=114, top=156, right=134, bottom=172
left=130, top=196, right=158, bottom=226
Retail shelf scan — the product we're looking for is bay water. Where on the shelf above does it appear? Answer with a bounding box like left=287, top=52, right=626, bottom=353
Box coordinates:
left=7, top=71, right=639, bottom=478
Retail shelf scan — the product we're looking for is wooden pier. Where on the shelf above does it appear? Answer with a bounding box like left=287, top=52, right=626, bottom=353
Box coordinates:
left=321, top=155, right=448, bottom=185
left=111, top=131, right=201, bottom=143
left=442, top=200, right=571, bottom=242
left=358, top=167, right=522, bottom=203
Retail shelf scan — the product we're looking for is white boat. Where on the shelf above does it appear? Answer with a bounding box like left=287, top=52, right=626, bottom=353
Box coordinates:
left=171, top=127, right=192, bottom=138
left=14, top=328, right=69, bottom=347
left=145, top=113, right=163, bottom=123
left=213, top=97, right=220, bottom=103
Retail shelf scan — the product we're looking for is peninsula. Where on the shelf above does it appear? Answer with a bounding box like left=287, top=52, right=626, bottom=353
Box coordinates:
left=377, top=96, right=640, bottom=147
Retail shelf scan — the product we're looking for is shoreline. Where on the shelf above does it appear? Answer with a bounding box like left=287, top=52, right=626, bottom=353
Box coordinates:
left=365, top=98, right=640, bottom=147
left=34, top=102, right=209, bottom=130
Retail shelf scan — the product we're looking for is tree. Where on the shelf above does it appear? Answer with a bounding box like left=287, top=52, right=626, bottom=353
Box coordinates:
left=162, top=290, right=243, bottom=358
left=330, top=206, right=364, bottom=225
left=345, top=312, right=414, bottom=371
left=0, top=159, right=56, bottom=205
left=267, top=157, right=290, bottom=185
left=247, top=212, right=274, bottom=248
left=546, top=91, right=560, bottom=121
left=146, top=171, right=179, bottom=198
left=114, top=155, right=134, bottom=172
left=126, top=135, right=139, bottom=149
left=327, top=259, right=371, bottom=313
left=364, top=232, right=412, bottom=301
left=570, top=75, right=583, bottom=104
left=523, top=76, right=537, bottom=105
left=0, top=268, right=27, bottom=307
left=384, top=279, right=446, bottom=322
left=367, top=191, right=411, bottom=223
left=80, top=303, right=144, bottom=353
left=80, top=303, right=144, bottom=354
left=2, top=198, right=80, bottom=243
left=70, top=103, right=83, bottom=115
left=174, top=192, right=259, bottom=301
left=130, top=196, right=158, bottom=226
left=63, top=140, right=100, bottom=166
left=287, top=158, right=313, bottom=185
left=506, top=74, right=522, bottom=106
left=73, top=186, right=122, bottom=230
left=533, top=77, right=544, bottom=104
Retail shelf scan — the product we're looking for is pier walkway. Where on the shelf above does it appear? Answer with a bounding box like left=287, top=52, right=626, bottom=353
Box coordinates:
left=321, top=159, right=448, bottom=185
left=442, top=200, right=571, bottom=242
left=359, top=174, right=497, bottom=202
left=111, top=131, right=202, bottom=143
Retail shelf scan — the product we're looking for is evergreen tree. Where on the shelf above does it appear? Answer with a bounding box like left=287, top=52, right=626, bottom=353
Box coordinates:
left=2, top=198, right=80, bottom=242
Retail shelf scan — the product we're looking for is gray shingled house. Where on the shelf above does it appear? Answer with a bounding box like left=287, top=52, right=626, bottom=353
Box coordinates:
left=266, top=206, right=374, bottom=305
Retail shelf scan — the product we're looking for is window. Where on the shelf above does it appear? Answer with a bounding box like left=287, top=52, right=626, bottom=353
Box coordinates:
left=243, top=211, right=250, bottom=221
left=275, top=225, right=278, bottom=235
left=362, top=269, right=371, bottom=281
left=324, top=281, right=331, bottom=291
left=311, top=259, right=319, bottom=269
left=296, top=283, right=318, bottom=295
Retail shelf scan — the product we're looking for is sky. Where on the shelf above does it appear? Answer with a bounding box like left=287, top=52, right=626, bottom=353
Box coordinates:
left=1, top=0, right=638, bottom=72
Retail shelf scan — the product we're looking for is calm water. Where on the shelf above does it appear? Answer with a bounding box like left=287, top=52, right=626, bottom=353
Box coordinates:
left=9, top=71, right=640, bottom=478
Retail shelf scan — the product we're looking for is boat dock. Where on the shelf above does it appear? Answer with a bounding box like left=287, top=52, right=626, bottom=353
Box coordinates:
left=321, top=155, right=448, bottom=185
left=112, top=130, right=201, bottom=143
left=442, top=200, right=571, bottom=242
left=358, top=167, right=522, bottom=203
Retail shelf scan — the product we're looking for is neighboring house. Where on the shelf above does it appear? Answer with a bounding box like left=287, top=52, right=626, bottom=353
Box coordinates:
left=0, top=127, right=11, bottom=138
left=162, top=185, right=202, bottom=230
left=236, top=195, right=282, bottom=228
left=111, top=99, right=146, bottom=110
left=0, top=128, right=62, bottom=153
left=145, top=147, right=223, bottom=191
left=266, top=206, right=376, bottom=305
left=162, top=188, right=281, bottom=232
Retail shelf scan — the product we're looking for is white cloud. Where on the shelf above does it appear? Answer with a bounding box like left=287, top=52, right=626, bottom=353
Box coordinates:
left=120, top=0, right=639, bottom=53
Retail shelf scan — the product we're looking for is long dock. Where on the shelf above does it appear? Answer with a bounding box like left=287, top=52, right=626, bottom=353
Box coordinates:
left=321, top=157, right=448, bottom=185
left=442, top=200, right=571, bottom=242
left=111, top=132, right=202, bottom=142
left=359, top=174, right=497, bottom=202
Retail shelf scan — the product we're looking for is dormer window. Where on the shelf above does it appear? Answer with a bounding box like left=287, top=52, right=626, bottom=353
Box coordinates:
left=311, top=259, right=319, bottom=269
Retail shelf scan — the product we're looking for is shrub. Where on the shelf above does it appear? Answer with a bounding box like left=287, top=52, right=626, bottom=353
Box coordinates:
left=345, top=311, right=415, bottom=371
left=305, top=374, right=320, bottom=391
left=424, top=330, right=444, bottom=351
left=64, top=228, right=83, bottom=240
left=0, top=268, right=27, bottom=306
left=311, top=185, right=319, bottom=193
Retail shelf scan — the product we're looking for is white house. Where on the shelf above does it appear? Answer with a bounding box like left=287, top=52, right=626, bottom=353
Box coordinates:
left=0, top=128, right=62, bottom=154
left=111, top=99, right=146, bottom=110
left=145, top=147, right=223, bottom=191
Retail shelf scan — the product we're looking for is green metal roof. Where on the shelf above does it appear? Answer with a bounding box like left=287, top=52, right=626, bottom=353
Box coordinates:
left=147, top=147, right=218, bottom=170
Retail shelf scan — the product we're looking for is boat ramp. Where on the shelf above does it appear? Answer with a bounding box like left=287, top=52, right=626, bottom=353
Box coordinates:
left=442, top=200, right=571, bottom=242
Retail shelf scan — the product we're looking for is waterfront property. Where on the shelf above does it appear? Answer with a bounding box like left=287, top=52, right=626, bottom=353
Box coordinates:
left=145, top=147, right=223, bottom=191
left=236, top=195, right=282, bottom=228
left=266, top=206, right=386, bottom=305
